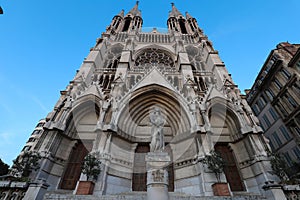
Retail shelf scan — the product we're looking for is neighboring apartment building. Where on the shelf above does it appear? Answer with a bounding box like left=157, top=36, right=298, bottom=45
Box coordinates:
left=21, top=119, right=46, bottom=153
left=0, top=119, right=46, bottom=199
left=246, top=42, right=300, bottom=176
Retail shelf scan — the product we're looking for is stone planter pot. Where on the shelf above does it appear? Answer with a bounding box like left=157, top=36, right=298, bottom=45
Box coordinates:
left=76, top=181, right=95, bottom=195
left=212, top=182, right=230, bottom=196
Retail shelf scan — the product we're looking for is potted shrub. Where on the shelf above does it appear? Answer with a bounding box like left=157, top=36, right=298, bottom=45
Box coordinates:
left=269, top=152, right=289, bottom=183
left=76, top=152, right=101, bottom=195
left=10, top=150, right=41, bottom=182
left=203, top=150, right=230, bottom=196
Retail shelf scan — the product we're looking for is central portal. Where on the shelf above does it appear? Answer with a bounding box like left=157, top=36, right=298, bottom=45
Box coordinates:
left=215, top=143, right=245, bottom=191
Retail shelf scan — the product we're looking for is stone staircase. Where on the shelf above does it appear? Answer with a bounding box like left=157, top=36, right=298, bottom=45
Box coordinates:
left=44, top=191, right=147, bottom=200
left=44, top=191, right=266, bottom=200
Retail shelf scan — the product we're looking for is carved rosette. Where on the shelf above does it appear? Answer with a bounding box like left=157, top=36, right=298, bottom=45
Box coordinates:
left=147, top=169, right=168, bottom=186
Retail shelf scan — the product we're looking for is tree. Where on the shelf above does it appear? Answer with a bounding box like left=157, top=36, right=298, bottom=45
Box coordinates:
left=81, top=152, right=101, bottom=181
left=269, top=152, right=289, bottom=183
left=0, top=158, right=9, bottom=176
left=11, top=151, right=41, bottom=179
left=203, top=150, right=225, bottom=182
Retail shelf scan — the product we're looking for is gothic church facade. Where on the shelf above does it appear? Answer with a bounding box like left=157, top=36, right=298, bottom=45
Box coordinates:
left=20, top=2, right=285, bottom=200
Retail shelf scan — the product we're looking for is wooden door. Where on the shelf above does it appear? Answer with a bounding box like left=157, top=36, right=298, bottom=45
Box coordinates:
left=60, top=141, right=92, bottom=190
left=165, top=144, right=174, bottom=192
left=132, top=144, right=149, bottom=191
left=167, top=163, right=174, bottom=191
left=215, top=144, right=245, bottom=191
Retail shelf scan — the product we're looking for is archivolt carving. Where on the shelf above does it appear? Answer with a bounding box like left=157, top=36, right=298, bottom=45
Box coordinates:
left=208, top=101, right=242, bottom=142
left=117, top=85, right=192, bottom=139
left=64, top=100, right=100, bottom=139
left=135, top=48, right=174, bottom=68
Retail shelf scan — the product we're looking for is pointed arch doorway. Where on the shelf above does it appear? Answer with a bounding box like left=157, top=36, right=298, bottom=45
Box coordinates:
left=60, top=140, right=93, bottom=190
left=215, top=143, right=245, bottom=192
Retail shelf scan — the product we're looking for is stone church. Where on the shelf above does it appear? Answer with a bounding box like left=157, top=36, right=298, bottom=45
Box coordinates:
left=19, top=2, right=286, bottom=200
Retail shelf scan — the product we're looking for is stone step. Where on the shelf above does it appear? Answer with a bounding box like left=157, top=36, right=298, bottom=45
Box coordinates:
left=44, top=191, right=147, bottom=200
left=169, top=192, right=265, bottom=200
left=44, top=192, right=265, bottom=200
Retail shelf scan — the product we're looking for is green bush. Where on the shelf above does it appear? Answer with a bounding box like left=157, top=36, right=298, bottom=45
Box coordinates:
left=82, top=152, right=102, bottom=181
left=203, top=150, right=225, bottom=182
left=11, top=151, right=41, bottom=180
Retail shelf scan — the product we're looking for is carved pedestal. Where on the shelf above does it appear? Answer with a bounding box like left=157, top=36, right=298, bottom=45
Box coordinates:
left=263, top=181, right=287, bottom=200
left=146, top=152, right=170, bottom=200
left=23, top=179, right=49, bottom=200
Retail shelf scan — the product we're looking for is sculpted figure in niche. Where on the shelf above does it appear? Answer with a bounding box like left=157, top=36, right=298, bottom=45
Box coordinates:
left=149, top=106, right=165, bottom=152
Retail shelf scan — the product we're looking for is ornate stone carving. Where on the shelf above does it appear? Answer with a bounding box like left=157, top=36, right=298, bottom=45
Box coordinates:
left=146, top=152, right=170, bottom=200
left=147, top=169, right=167, bottom=183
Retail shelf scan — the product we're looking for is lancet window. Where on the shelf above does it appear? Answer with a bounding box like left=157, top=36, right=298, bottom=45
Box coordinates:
left=106, top=56, right=121, bottom=69
left=122, top=17, right=132, bottom=32
left=178, top=19, right=187, bottom=34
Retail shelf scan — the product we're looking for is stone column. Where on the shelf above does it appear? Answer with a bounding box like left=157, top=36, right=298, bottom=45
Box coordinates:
left=146, top=152, right=170, bottom=200
left=262, top=181, right=287, bottom=200
left=23, top=179, right=49, bottom=200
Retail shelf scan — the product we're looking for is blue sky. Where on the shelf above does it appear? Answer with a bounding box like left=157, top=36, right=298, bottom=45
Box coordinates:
left=0, top=0, right=299, bottom=166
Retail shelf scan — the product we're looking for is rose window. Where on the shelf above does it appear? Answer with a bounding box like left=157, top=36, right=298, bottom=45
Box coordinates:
left=135, top=48, right=174, bottom=68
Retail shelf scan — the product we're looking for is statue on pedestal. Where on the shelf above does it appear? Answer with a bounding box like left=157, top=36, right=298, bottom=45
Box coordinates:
left=149, top=106, right=165, bottom=152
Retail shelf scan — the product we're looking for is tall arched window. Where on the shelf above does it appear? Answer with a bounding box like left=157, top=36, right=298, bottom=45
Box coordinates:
left=60, top=141, right=93, bottom=190
left=179, top=19, right=187, bottom=34
left=122, top=17, right=132, bottom=32
left=107, top=56, right=120, bottom=69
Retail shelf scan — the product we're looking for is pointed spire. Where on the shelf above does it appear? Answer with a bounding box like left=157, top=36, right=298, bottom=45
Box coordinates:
left=127, top=1, right=141, bottom=17
left=169, top=3, right=183, bottom=18
left=117, top=9, right=124, bottom=18
left=185, top=12, right=193, bottom=20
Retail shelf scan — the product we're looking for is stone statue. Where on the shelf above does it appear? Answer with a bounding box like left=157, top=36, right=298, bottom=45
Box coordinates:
left=149, top=107, right=165, bottom=152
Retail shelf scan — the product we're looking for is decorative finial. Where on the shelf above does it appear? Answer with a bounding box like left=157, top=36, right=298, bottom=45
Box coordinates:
left=127, top=1, right=141, bottom=16
left=185, top=11, right=192, bottom=19
left=171, top=2, right=174, bottom=7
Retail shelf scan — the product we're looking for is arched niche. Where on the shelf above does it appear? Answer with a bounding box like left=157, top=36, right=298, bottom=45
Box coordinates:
left=208, top=98, right=246, bottom=192
left=64, top=99, right=100, bottom=139
left=59, top=99, right=100, bottom=190
left=208, top=98, right=242, bottom=143
left=117, top=85, right=191, bottom=142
